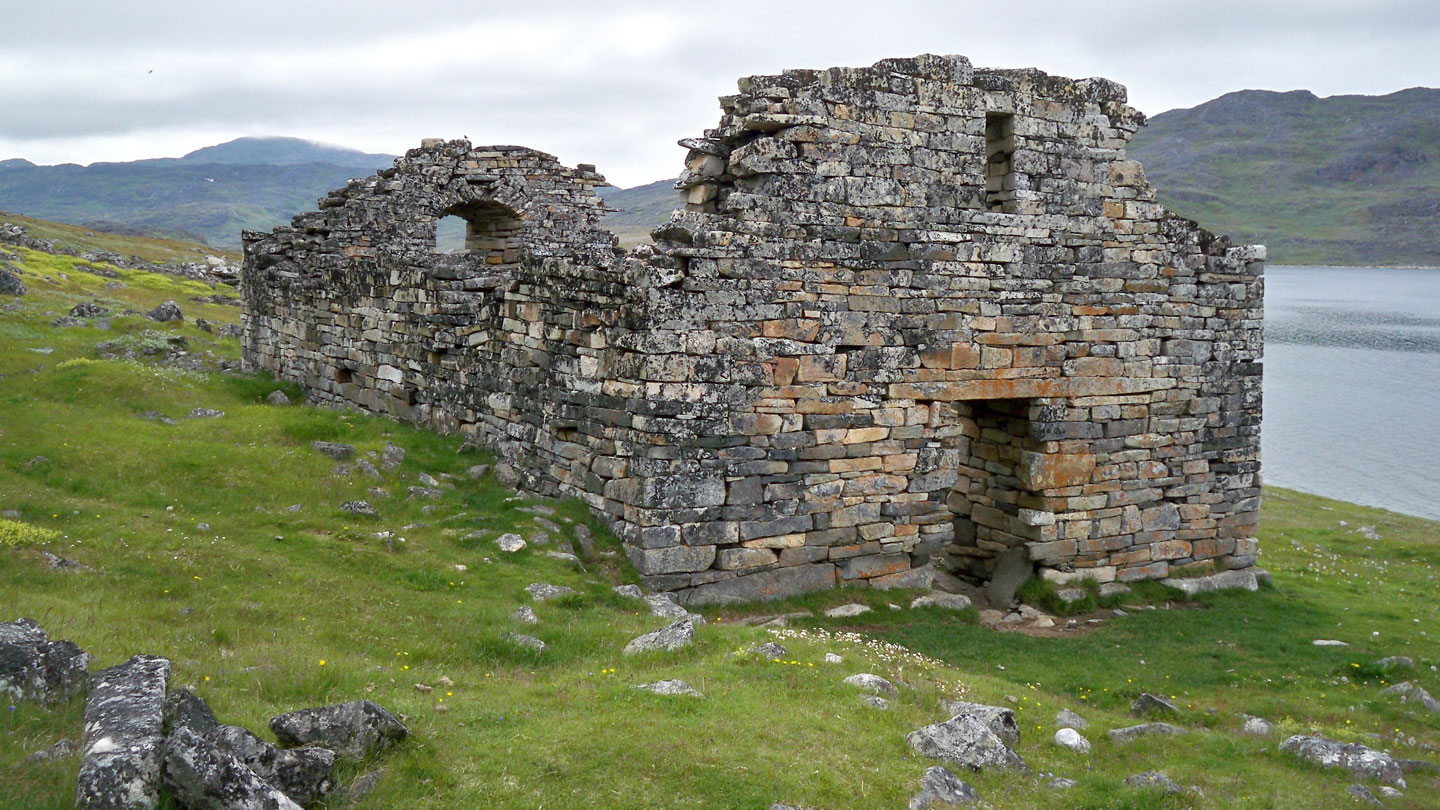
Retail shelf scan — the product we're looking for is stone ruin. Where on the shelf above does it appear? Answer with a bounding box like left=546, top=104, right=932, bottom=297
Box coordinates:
left=240, top=54, right=1264, bottom=604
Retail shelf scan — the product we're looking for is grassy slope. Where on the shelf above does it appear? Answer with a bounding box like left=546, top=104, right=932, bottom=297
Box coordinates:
left=1, top=210, right=240, bottom=265
left=1, top=252, right=1438, bottom=809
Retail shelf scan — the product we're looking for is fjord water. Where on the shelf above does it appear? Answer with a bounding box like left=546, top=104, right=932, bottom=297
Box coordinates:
left=1263, top=266, right=1440, bottom=520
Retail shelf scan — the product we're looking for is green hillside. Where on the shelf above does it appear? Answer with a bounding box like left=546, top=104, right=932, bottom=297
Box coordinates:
left=1130, top=88, right=1440, bottom=266
left=0, top=138, right=393, bottom=249
left=2, top=224, right=1439, bottom=809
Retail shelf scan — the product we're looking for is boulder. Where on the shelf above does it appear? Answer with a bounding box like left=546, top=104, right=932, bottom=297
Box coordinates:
left=0, top=264, right=24, bottom=296
left=1162, top=568, right=1259, bottom=596
left=164, top=688, right=219, bottom=738
left=844, top=673, right=898, bottom=697
left=161, top=727, right=302, bottom=810
left=511, top=606, right=539, bottom=624
left=504, top=633, right=546, bottom=652
left=268, top=700, right=408, bottom=761
left=147, top=300, right=184, bottom=322
left=0, top=617, right=90, bottom=703
left=1373, top=656, right=1416, bottom=673
left=70, top=302, right=111, bottom=318
left=861, top=696, right=891, bottom=710
left=339, top=501, right=378, bottom=516
left=493, top=462, right=521, bottom=487
left=751, top=642, right=787, bottom=659
left=208, top=724, right=335, bottom=807
left=1130, top=692, right=1179, bottom=716
left=495, top=533, right=526, bottom=552
left=407, top=486, right=443, bottom=500
left=1054, top=727, right=1091, bottom=753
left=525, top=583, right=575, bottom=602
left=908, top=765, right=978, bottom=809
left=1241, top=716, right=1275, bottom=737
left=1107, top=722, right=1187, bottom=744
left=1345, top=784, right=1383, bottom=805
left=937, top=701, right=1020, bottom=748
left=310, top=441, right=355, bottom=461
left=1378, top=681, right=1440, bottom=713
left=906, top=714, right=1030, bottom=772
left=1279, top=735, right=1405, bottom=786
left=634, top=679, right=704, bottom=697
left=1124, top=771, right=1182, bottom=793
left=622, top=619, right=696, bottom=655
left=265, top=390, right=291, bottom=406
left=75, top=655, right=172, bottom=810
left=380, top=443, right=405, bottom=472
left=1055, top=708, right=1088, bottom=730
left=612, top=584, right=643, bottom=599
left=645, top=593, right=697, bottom=621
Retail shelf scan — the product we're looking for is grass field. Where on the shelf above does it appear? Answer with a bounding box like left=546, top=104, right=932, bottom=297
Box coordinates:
left=1, top=241, right=1437, bottom=809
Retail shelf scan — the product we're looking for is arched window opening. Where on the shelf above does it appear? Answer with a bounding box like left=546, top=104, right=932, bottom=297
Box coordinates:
left=434, top=201, right=523, bottom=266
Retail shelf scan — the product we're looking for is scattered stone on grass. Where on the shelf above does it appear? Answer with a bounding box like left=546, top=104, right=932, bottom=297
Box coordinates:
left=1241, top=716, right=1275, bottom=737
left=70, top=302, right=111, bottom=318
left=1130, top=692, right=1179, bottom=716
left=751, top=642, right=787, bottom=659
left=1374, top=655, right=1415, bottom=672
left=862, top=696, right=891, bottom=710
left=843, top=673, right=897, bottom=697
left=525, top=583, right=575, bottom=602
left=137, top=410, right=176, bottom=424
left=906, top=713, right=1030, bottom=773
left=266, top=390, right=291, bottom=406
left=511, top=606, right=539, bottom=624
left=1345, top=784, right=1383, bottom=805
left=645, top=593, right=694, bottom=620
left=1048, top=777, right=1078, bottom=789
left=824, top=603, right=871, bottom=618
left=910, top=592, right=972, bottom=611
left=938, top=701, right=1021, bottom=748
left=1378, top=682, right=1440, bottom=713
left=573, top=524, right=594, bottom=557
left=269, top=700, right=408, bottom=760
left=908, top=765, right=978, bottom=809
left=496, top=533, right=526, bottom=553
left=146, top=300, right=183, bottom=322
left=380, top=442, right=405, bottom=471
left=493, top=462, right=520, bottom=487
left=1107, top=723, right=1187, bottom=744
left=1056, top=588, right=1086, bottom=604
left=634, top=679, right=704, bottom=698
left=622, top=618, right=696, bottom=655
left=407, top=486, right=443, bottom=500
left=1124, top=771, right=1182, bottom=793
left=0, top=618, right=90, bottom=703
left=1313, top=639, right=1349, bottom=647
left=26, top=738, right=75, bottom=763
left=339, top=501, right=377, bottom=516
left=1279, top=735, right=1405, bottom=786
left=1377, top=786, right=1404, bottom=798
left=823, top=653, right=842, bottom=664
left=504, top=633, right=546, bottom=652
left=1055, top=709, right=1088, bottom=729
left=1099, top=582, right=1131, bottom=598
left=311, top=441, right=355, bottom=460
left=612, top=584, right=643, bottom=599
left=75, top=655, right=172, bottom=810
left=1054, top=728, right=1091, bottom=753
left=185, top=408, right=224, bottom=419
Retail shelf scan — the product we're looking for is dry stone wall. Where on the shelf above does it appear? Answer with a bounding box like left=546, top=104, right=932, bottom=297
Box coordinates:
left=242, top=54, right=1263, bottom=604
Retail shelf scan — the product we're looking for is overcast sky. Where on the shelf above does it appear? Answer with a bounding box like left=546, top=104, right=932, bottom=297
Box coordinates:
left=3, top=0, right=1438, bottom=187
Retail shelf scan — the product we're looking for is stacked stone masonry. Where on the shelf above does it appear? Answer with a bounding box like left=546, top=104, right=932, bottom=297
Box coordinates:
left=241, top=54, right=1264, bottom=604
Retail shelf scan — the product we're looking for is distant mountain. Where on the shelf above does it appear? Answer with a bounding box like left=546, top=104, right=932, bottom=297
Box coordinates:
left=597, top=179, right=677, bottom=245
left=1130, top=88, right=1440, bottom=266
left=0, top=138, right=395, bottom=248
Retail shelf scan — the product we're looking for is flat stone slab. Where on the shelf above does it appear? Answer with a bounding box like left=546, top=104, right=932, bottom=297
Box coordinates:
left=1107, top=722, right=1187, bottom=744
left=634, top=679, right=704, bottom=697
left=824, top=603, right=871, bottom=618
left=76, top=654, right=172, bottom=810
left=910, top=593, right=972, bottom=611
left=525, top=583, right=576, bottom=602
left=622, top=619, right=696, bottom=655
left=269, top=700, right=408, bottom=760
left=1124, top=771, right=1182, bottom=793
left=1162, top=569, right=1259, bottom=596
left=0, top=617, right=90, bottom=703
left=1279, top=735, right=1405, bottom=786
